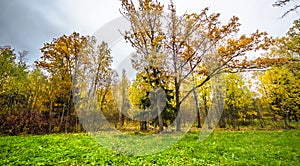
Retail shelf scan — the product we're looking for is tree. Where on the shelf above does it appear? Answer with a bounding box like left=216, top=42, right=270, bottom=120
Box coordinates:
left=72, top=36, right=115, bottom=131
left=258, top=18, right=300, bottom=129
left=191, top=74, right=202, bottom=128
left=224, top=73, right=254, bottom=129
left=129, top=71, right=170, bottom=131
left=116, top=69, right=131, bottom=127
left=0, top=46, right=17, bottom=96
left=275, top=19, right=300, bottom=73
left=0, top=46, right=29, bottom=112
left=27, top=69, right=48, bottom=112
left=198, top=82, right=212, bottom=129
left=121, top=0, right=173, bottom=132
left=0, top=47, right=52, bottom=135
left=129, top=72, right=152, bottom=131
left=36, top=32, right=88, bottom=132
left=120, top=0, right=272, bottom=131
left=259, top=67, right=300, bottom=128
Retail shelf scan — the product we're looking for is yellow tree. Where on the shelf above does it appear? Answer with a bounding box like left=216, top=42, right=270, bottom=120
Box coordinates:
left=27, top=69, right=48, bottom=112
left=121, top=0, right=273, bottom=131
left=121, top=0, right=171, bottom=132
left=259, top=19, right=300, bottom=128
left=259, top=67, right=300, bottom=128
left=198, top=82, right=212, bottom=128
left=36, top=32, right=88, bottom=132
left=129, top=71, right=152, bottom=131
left=224, top=73, right=254, bottom=129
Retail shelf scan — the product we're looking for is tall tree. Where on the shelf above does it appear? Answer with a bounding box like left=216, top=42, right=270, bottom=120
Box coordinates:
left=121, top=0, right=171, bottom=132
left=72, top=36, right=114, bottom=131
left=36, top=32, right=88, bottom=132
left=115, top=69, right=131, bottom=127
left=120, top=0, right=272, bottom=131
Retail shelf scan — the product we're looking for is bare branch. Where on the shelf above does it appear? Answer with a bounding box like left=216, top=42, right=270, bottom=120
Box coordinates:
left=272, top=0, right=300, bottom=17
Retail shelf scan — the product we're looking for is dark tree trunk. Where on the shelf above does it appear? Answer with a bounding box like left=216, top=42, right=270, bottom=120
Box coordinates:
left=140, top=109, right=147, bottom=131
left=219, top=113, right=226, bottom=128
left=120, top=114, right=125, bottom=127
left=49, top=99, right=53, bottom=133
left=294, top=115, right=298, bottom=122
left=158, top=113, right=163, bottom=132
left=59, top=106, right=65, bottom=132
left=175, top=82, right=181, bottom=131
left=140, top=121, right=147, bottom=131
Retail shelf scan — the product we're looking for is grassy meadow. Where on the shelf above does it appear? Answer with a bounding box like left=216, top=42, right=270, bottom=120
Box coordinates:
left=0, top=129, right=299, bottom=165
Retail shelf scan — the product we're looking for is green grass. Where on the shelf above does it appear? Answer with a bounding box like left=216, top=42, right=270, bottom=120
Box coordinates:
left=0, top=130, right=299, bottom=165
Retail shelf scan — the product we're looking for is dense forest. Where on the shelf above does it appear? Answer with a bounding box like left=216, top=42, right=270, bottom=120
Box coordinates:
left=0, top=0, right=299, bottom=136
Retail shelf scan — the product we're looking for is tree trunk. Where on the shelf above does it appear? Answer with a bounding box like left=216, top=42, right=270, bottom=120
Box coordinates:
left=29, top=88, right=38, bottom=112
left=119, top=101, right=126, bottom=127
left=204, top=97, right=211, bottom=129
left=59, top=105, right=65, bottom=132
left=192, top=90, right=201, bottom=128
left=140, top=121, right=147, bottom=131
left=140, top=109, right=147, bottom=131
left=154, top=88, right=164, bottom=132
left=119, top=93, right=124, bottom=127
left=219, top=113, right=226, bottom=128
left=283, top=112, right=291, bottom=129
left=294, top=115, right=298, bottom=122
left=158, top=113, right=163, bottom=132
left=120, top=114, right=125, bottom=127
left=175, top=101, right=182, bottom=131
left=283, top=115, right=288, bottom=128
left=75, top=115, right=78, bottom=132
left=254, top=101, right=265, bottom=128
left=49, top=99, right=54, bottom=133
left=175, top=83, right=181, bottom=131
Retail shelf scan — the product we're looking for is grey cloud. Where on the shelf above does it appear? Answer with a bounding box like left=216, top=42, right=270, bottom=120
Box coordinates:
left=0, top=0, right=71, bottom=64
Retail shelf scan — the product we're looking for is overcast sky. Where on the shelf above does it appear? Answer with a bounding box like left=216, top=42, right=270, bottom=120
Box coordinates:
left=0, top=0, right=299, bottom=66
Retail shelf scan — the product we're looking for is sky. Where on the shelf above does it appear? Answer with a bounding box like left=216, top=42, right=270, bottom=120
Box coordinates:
left=0, top=0, right=299, bottom=69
